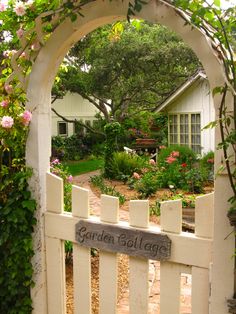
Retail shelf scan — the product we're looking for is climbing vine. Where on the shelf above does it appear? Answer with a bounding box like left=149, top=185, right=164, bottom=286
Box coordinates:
left=0, top=0, right=235, bottom=312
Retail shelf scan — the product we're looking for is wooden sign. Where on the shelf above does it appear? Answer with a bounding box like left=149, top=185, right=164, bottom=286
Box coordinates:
left=75, top=220, right=171, bottom=261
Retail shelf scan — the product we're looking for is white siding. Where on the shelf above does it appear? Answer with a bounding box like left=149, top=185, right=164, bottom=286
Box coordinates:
left=51, top=93, right=98, bottom=137
left=166, top=78, right=215, bottom=154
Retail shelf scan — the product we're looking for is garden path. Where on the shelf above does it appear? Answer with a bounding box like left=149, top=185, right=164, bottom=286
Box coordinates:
left=72, top=171, right=191, bottom=314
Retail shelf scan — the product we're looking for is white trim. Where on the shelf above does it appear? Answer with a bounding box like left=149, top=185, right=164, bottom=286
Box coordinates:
left=156, top=71, right=207, bottom=112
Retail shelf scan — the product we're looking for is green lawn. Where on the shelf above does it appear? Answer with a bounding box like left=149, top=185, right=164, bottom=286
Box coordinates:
left=63, top=158, right=104, bottom=176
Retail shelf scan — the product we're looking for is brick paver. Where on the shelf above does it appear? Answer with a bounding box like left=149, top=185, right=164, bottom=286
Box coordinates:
left=73, top=171, right=192, bottom=313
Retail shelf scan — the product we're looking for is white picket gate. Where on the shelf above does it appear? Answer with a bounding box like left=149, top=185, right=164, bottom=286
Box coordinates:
left=45, top=172, right=213, bottom=314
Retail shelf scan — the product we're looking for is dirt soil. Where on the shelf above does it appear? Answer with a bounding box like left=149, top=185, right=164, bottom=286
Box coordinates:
left=66, top=254, right=129, bottom=314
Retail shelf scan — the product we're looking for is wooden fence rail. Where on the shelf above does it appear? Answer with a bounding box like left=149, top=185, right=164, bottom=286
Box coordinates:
left=45, top=172, right=213, bottom=314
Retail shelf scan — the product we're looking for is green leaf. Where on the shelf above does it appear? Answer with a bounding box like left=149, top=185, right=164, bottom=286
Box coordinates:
left=214, top=0, right=221, bottom=7
left=22, top=200, right=36, bottom=211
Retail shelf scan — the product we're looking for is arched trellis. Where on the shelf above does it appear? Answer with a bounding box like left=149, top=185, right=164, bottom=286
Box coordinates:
left=2, top=0, right=235, bottom=313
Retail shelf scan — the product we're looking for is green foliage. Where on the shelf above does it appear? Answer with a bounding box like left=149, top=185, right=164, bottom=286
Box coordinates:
left=157, top=145, right=197, bottom=167
left=106, top=152, right=146, bottom=181
left=133, top=171, right=161, bottom=198
left=52, top=132, right=105, bottom=161
left=50, top=159, right=73, bottom=212
left=199, top=151, right=214, bottom=181
left=90, top=175, right=126, bottom=205
left=0, top=170, right=36, bottom=314
left=104, top=122, right=121, bottom=178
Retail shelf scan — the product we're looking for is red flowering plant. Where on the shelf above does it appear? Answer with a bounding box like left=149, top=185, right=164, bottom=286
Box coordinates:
left=157, top=145, right=197, bottom=190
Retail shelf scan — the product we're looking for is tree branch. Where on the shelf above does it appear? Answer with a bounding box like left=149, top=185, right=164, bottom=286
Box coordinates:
left=51, top=107, right=105, bottom=136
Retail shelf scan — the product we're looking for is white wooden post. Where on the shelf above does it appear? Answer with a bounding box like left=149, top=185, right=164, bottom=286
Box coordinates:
left=129, top=200, right=149, bottom=314
left=45, top=172, right=66, bottom=314
left=72, top=186, right=91, bottom=314
left=160, top=199, right=182, bottom=314
left=99, top=194, right=119, bottom=314
left=192, top=193, right=214, bottom=314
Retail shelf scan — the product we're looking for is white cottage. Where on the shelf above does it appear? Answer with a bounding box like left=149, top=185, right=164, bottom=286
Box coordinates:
left=51, top=92, right=98, bottom=137
left=156, top=71, right=215, bottom=155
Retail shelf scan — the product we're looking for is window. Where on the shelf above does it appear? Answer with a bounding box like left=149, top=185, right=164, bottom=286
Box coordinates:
left=58, top=121, right=68, bottom=136
left=169, top=113, right=201, bottom=154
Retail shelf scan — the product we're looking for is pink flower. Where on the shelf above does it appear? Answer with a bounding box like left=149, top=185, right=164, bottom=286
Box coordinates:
left=51, top=158, right=60, bottom=165
left=67, top=175, right=73, bottom=183
left=149, top=159, right=156, bottom=165
left=0, top=0, right=8, bottom=11
left=16, top=28, right=24, bottom=38
left=133, top=172, right=141, bottom=179
left=14, top=1, right=26, bottom=16
left=1, top=99, right=9, bottom=107
left=1, top=116, right=14, bottom=129
left=20, top=110, right=32, bottom=126
left=159, top=145, right=166, bottom=150
left=171, top=151, right=179, bottom=158
left=5, top=84, right=13, bottom=94
left=166, top=156, right=177, bottom=164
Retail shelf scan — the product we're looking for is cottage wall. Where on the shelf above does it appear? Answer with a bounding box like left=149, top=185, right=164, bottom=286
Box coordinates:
left=166, top=78, right=215, bottom=154
left=51, top=93, right=98, bottom=136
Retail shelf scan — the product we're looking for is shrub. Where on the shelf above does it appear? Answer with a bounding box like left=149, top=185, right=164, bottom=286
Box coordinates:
left=156, top=145, right=198, bottom=190
left=133, top=171, right=161, bottom=198
left=157, top=144, right=196, bottom=167
left=107, top=152, right=146, bottom=181
left=50, top=159, right=73, bottom=212
left=199, top=151, right=214, bottom=181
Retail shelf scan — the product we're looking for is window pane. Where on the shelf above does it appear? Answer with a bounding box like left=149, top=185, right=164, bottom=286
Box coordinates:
left=58, top=122, right=67, bottom=136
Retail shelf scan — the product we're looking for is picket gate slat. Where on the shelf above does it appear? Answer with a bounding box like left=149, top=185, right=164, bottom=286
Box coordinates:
left=45, top=237, right=66, bottom=314
left=192, top=267, right=209, bottom=314
left=99, top=195, right=119, bottom=314
left=72, top=185, right=91, bottom=314
left=45, top=171, right=214, bottom=314
left=160, top=199, right=182, bottom=314
left=129, top=200, right=149, bottom=314
left=45, top=173, right=66, bottom=314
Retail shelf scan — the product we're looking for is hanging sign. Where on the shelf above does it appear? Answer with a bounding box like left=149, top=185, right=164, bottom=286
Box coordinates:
left=75, top=220, right=171, bottom=261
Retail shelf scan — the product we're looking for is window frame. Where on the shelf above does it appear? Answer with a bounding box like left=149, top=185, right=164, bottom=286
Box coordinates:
left=168, top=112, right=201, bottom=154
left=57, top=121, right=68, bottom=137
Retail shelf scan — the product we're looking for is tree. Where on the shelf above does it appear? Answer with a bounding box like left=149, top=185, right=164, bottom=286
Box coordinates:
left=52, top=21, right=201, bottom=131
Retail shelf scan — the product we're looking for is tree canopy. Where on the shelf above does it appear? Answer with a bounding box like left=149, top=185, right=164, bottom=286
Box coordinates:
left=52, top=21, right=201, bottom=126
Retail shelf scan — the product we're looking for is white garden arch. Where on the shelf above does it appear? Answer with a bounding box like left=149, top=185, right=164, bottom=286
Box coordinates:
left=25, top=1, right=234, bottom=313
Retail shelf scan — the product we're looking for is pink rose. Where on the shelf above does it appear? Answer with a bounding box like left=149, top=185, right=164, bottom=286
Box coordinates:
left=149, top=159, right=156, bottom=165
left=67, top=175, right=73, bottom=183
left=5, top=84, right=13, bottom=94
left=1, top=99, right=9, bottom=107
left=166, top=156, right=177, bottom=164
left=14, top=1, right=26, bottom=16
left=159, top=145, right=166, bottom=150
left=16, top=28, right=24, bottom=38
left=0, top=3, right=6, bottom=11
left=1, top=116, right=14, bottom=129
left=133, top=172, right=141, bottom=179
left=20, top=110, right=32, bottom=126
left=171, top=151, right=179, bottom=158
left=51, top=158, right=60, bottom=165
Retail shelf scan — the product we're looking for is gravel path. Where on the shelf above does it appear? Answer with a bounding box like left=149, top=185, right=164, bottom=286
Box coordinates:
left=67, top=171, right=191, bottom=314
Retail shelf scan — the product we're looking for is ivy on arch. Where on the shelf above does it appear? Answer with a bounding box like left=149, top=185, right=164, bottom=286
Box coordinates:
left=0, top=0, right=235, bottom=312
